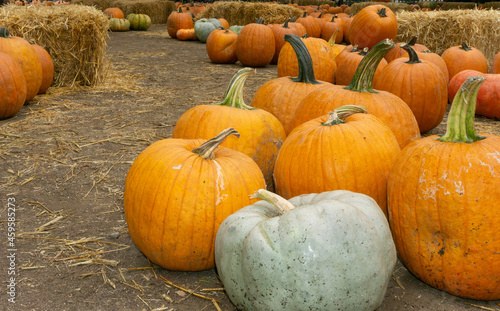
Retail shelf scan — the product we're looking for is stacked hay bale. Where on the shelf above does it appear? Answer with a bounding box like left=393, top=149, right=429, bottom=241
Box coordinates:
left=195, top=1, right=304, bottom=25
left=396, top=9, right=500, bottom=68
left=440, top=2, right=478, bottom=10
left=0, top=4, right=109, bottom=87
left=350, top=2, right=413, bottom=14
left=70, top=0, right=117, bottom=11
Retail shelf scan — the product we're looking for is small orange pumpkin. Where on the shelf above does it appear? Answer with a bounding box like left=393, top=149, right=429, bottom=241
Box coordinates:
left=206, top=29, right=238, bottom=64
left=31, top=43, right=54, bottom=94
left=441, top=42, right=488, bottom=80
left=176, top=28, right=197, bottom=41
left=166, top=7, right=194, bottom=39
left=103, top=7, right=124, bottom=19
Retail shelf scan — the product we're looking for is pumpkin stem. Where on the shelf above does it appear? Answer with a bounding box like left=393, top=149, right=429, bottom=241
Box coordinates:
left=358, top=47, right=369, bottom=56
left=192, top=128, right=240, bottom=160
left=216, top=68, right=256, bottom=110
left=283, top=19, right=290, bottom=28
left=327, top=28, right=340, bottom=46
left=255, top=17, right=264, bottom=24
left=350, top=45, right=359, bottom=52
left=460, top=41, right=472, bottom=51
left=284, top=34, right=321, bottom=84
left=322, top=105, right=367, bottom=126
left=377, top=7, right=388, bottom=18
left=250, top=189, right=296, bottom=214
left=290, top=16, right=297, bottom=22
left=401, top=43, right=421, bottom=64
left=438, top=76, right=486, bottom=143
left=178, top=7, right=183, bottom=13
left=0, top=26, right=10, bottom=38
left=407, top=35, right=418, bottom=46
left=343, top=39, right=395, bottom=93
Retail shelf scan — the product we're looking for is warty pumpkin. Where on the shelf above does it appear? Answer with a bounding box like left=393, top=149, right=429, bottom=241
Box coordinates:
left=0, top=52, right=27, bottom=119
left=0, top=27, right=42, bottom=103
left=290, top=39, right=420, bottom=149
left=277, top=34, right=337, bottom=84
left=252, top=34, right=329, bottom=134
left=172, top=68, right=285, bottom=190
left=441, top=42, right=488, bottom=80
left=206, top=28, right=237, bottom=63
left=448, top=70, right=500, bottom=119
left=388, top=75, right=500, bottom=300
left=235, top=17, right=275, bottom=67
left=166, top=7, right=194, bottom=39
left=124, top=128, right=266, bottom=271
left=348, top=5, right=397, bottom=49
left=374, top=44, right=448, bottom=133
left=274, top=105, right=400, bottom=215
left=215, top=189, right=397, bottom=311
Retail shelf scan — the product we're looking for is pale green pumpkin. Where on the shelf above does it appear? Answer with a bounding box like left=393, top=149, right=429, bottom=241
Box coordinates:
left=215, top=189, right=397, bottom=311
left=194, top=18, right=223, bottom=42
left=229, top=25, right=244, bottom=35
left=126, top=13, right=152, bottom=31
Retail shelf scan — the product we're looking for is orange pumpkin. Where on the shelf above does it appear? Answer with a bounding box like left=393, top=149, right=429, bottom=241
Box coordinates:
left=235, top=17, right=275, bottom=67
left=388, top=75, right=500, bottom=300
left=0, top=27, right=42, bottom=103
left=103, top=7, right=124, bottom=19
left=448, top=70, right=500, bottom=119
left=252, top=34, right=329, bottom=135
left=374, top=44, right=448, bottom=133
left=441, top=42, right=488, bottom=80
left=290, top=39, right=420, bottom=149
left=295, top=12, right=321, bottom=38
left=384, top=35, right=428, bottom=63
left=415, top=50, right=450, bottom=83
left=288, top=16, right=307, bottom=37
left=31, top=43, right=54, bottom=94
left=320, top=16, right=343, bottom=43
left=172, top=68, right=285, bottom=189
left=166, top=7, right=194, bottom=39
left=278, top=35, right=337, bottom=84
left=217, top=17, right=230, bottom=29
left=348, top=5, right=397, bottom=49
left=268, top=19, right=301, bottom=64
left=124, top=128, right=266, bottom=271
left=342, top=14, right=354, bottom=44
left=176, top=28, right=197, bottom=41
left=335, top=45, right=387, bottom=86
left=274, top=106, right=400, bottom=216
left=0, top=52, right=27, bottom=119
left=493, top=51, right=500, bottom=74
left=206, top=29, right=238, bottom=64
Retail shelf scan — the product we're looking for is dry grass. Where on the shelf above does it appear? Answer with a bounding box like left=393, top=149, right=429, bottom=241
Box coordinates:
left=0, top=4, right=109, bottom=87
left=196, top=1, right=303, bottom=25
left=396, top=9, right=500, bottom=68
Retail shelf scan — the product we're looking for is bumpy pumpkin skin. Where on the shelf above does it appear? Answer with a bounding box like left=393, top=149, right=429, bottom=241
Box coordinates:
left=31, top=44, right=54, bottom=95
left=124, top=137, right=265, bottom=271
left=215, top=190, right=397, bottom=311
left=0, top=52, right=27, bottom=119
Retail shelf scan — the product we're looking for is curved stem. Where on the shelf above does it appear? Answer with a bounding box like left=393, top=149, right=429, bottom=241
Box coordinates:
left=255, top=17, right=264, bottom=24
left=438, top=76, right=486, bottom=143
left=192, top=128, right=240, bottom=159
left=284, top=34, right=321, bottom=84
left=216, top=68, right=256, bottom=110
left=344, top=39, right=395, bottom=93
left=283, top=19, right=290, bottom=28
left=327, top=28, right=340, bottom=46
left=0, top=26, right=10, bottom=38
left=401, top=43, right=421, bottom=64
left=407, top=35, right=418, bottom=46
left=250, top=189, right=296, bottom=214
left=322, top=105, right=367, bottom=126
left=460, top=41, right=472, bottom=51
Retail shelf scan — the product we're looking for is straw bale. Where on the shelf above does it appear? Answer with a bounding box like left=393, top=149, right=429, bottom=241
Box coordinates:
left=70, top=0, right=118, bottom=11
left=115, top=0, right=176, bottom=24
left=350, top=2, right=413, bottom=14
left=0, top=4, right=109, bottom=87
left=418, top=1, right=440, bottom=9
left=195, top=1, right=303, bottom=25
left=440, top=2, right=478, bottom=10
left=396, top=9, right=500, bottom=68
left=484, top=2, right=500, bottom=9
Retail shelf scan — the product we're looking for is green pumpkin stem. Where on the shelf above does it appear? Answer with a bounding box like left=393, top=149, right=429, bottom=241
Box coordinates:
left=343, top=39, right=395, bottom=93
left=0, top=26, right=10, bottom=38
left=284, top=34, right=321, bottom=84
left=216, top=68, right=256, bottom=110
left=192, top=128, right=240, bottom=160
left=251, top=189, right=296, bottom=214
left=283, top=19, right=290, bottom=28
left=401, top=43, right=421, bottom=64
left=255, top=17, right=264, bottom=24
left=322, top=105, right=367, bottom=126
left=438, top=76, right=486, bottom=143
left=460, top=41, right=472, bottom=51
left=407, top=35, right=418, bottom=46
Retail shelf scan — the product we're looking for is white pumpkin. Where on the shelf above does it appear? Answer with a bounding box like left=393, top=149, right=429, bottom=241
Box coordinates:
left=215, top=189, right=397, bottom=311
left=194, top=18, right=223, bottom=43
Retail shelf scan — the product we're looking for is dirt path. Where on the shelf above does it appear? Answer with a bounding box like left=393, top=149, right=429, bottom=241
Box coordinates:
left=1, top=25, right=499, bottom=311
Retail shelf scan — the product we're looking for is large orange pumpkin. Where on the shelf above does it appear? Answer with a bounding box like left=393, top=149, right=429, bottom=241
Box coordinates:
left=0, top=52, right=27, bottom=119
left=206, top=29, right=237, bottom=64
left=31, top=43, right=54, bottom=94
left=441, top=42, right=488, bottom=80
left=374, top=44, right=448, bottom=133
left=348, top=5, right=397, bottom=49
left=166, top=7, right=194, bottom=39
left=320, top=16, right=343, bottom=43
left=172, top=68, right=285, bottom=190
left=388, top=75, right=500, bottom=300
left=124, top=128, right=266, bottom=271
left=290, top=39, right=420, bottom=149
left=251, top=34, right=329, bottom=135
left=448, top=70, right=500, bottom=119
left=0, top=27, right=42, bottom=103
left=274, top=105, right=400, bottom=216
left=235, top=18, right=275, bottom=67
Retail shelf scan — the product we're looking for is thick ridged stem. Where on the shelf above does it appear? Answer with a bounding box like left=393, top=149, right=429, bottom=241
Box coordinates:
left=251, top=189, right=296, bottom=214
left=216, top=68, right=256, bottom=110
left=322, top=105, right=367, bottom=126
left=284, top=34, right=321, bottom=84
left=192, top=128, right=240, bottom=159
left=401, top=43, right=421, bottom=64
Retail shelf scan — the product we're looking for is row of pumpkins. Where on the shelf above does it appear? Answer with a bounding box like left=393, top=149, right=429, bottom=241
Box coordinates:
left=104, top=8, right=152, bottom=32
left=123, top=5, right=500, bottom=310
left=0, top=27, right=54, bottom=120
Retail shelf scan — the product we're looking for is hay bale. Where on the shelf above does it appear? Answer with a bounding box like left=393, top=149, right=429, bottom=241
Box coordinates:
left=70, top=0, right=118, bottom=11
left=195, top=1, right=303, bottom=26
left=396, top=9, right=500, bottom=68
left=350, top=2, right=413, bottom=14
left=440, top=2, right=478, bottom=10
left=115, top=0, right=176, bottom=24
left=418, top=1, right=440, bottom=9
left=0, top=4, right=109, bottom=87
left=484, top=1, right=500, bottom=9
